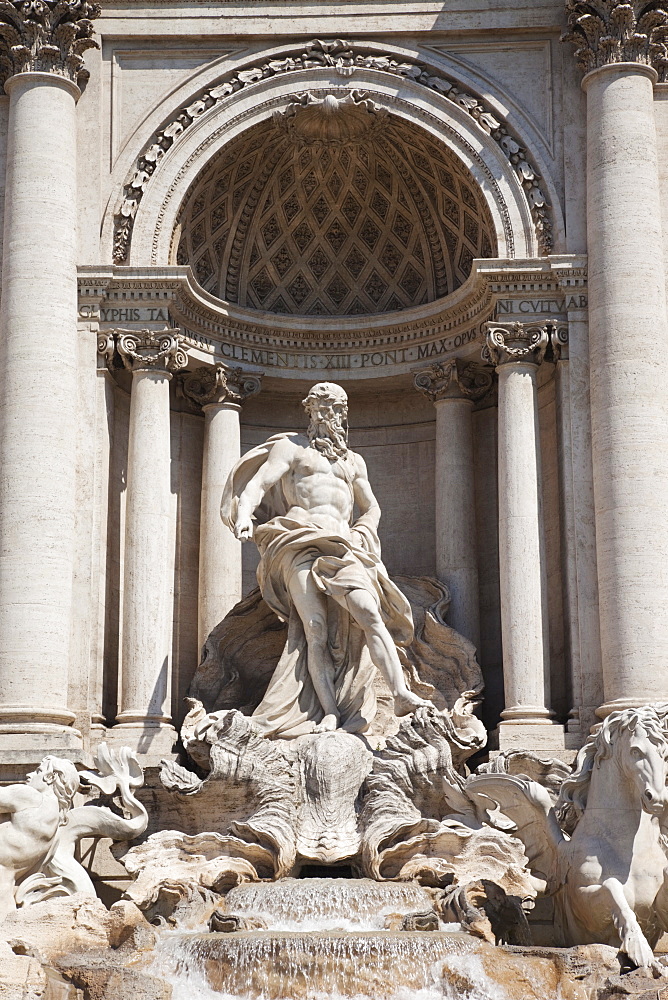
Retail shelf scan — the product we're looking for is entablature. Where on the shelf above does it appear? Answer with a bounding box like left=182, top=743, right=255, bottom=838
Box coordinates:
left=79, top=254, right=586, bottom=381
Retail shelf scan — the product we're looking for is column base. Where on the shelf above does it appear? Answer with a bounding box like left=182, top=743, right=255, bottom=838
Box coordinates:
left=595, top=697, right=662, bottom=720
left=500, top=704, right=555, bottom=724
left=0, top=726, right=87, bottom=779
left=497, top=720, right=566, bottom=753
left=108, top=721, right=178, bottom=762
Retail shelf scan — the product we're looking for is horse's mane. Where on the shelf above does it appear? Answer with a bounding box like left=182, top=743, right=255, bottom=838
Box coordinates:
left=555, top=705, right=668, bottom=835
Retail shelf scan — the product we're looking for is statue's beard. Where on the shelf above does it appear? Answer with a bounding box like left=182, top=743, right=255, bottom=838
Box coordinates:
left=307, top=413, right=349, bottom=460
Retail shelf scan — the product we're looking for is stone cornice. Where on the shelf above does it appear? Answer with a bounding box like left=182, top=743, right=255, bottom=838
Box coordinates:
left=0, top=0, right=100, bottom=88
left=181, top=364, right=262, bottom=408
left=413, top=359, right=493, bottom=402
left=484, top=320, right=549, bottom=367
left=563, top=0, right=668, bottom=79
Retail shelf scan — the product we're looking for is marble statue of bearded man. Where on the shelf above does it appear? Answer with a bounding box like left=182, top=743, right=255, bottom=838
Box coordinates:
left=221, top=381, right=430, bottom=739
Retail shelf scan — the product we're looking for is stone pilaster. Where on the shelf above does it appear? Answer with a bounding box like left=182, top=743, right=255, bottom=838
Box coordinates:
left=414, top=360, right=492, bottom=649
left=182, top=364, right=263, bottom=652
left=564, top=0, right=668, bottom=716
left=485, top=321, right=563, bottom=749
left=0, top=0, right=99, bottom=751
left=112, top=330, right=187, bottom=752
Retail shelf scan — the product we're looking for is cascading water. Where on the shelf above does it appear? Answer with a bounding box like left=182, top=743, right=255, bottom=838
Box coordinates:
left=153, top=929, right=508, bottom=1000
left=148, top=878, right=518, bottom=1000
left=224, top=878, right=436, bottom=932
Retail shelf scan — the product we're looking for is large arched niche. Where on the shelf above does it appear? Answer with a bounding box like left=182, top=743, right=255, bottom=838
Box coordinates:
left=171, top=102, right=497, bottom=317
left=122, top=58, right=554, bottom=273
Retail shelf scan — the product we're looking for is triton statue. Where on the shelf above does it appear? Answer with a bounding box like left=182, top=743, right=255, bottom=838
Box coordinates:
left=221, top=381, right=431, bottom=738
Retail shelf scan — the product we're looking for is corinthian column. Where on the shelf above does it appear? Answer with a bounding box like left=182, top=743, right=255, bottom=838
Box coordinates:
left=0, top=1, right=99, bottom=746
left=413, top=360, right=492, bottom=649
left=113, top=330, right=187, bottom=751
left=182, top=365, right=262, bottom=652
left=487, top=322, right=563, bottom=749
left=564, top=0, right=668, bottom=714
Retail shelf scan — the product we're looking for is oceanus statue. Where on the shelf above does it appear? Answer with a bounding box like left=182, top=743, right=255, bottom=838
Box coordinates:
left=0, top=743, right=148, bottom=919
left=468, top=705, right=668, bottom=973
left=221, top=381, right=432, bottom=737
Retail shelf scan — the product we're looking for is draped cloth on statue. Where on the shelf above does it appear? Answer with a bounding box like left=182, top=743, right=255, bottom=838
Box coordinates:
left=221, top=434, right=414, bottom=739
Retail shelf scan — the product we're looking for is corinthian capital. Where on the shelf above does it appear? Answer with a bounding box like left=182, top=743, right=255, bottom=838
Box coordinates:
left=181, top=364, right=263, bottom=408
left=116, top=328, right=188, bottom=375
left=563, top=0, right=668, bottom=77
left=484, top=321, right=549, bottom=367
left=413, top=359, right=493, bottom=402
left=0, top=0, right=100, bottom=88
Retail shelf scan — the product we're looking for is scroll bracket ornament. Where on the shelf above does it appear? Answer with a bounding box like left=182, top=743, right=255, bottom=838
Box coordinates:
left=483, top=320, right=549, bottom=367
left=0, top=0, right=101, bottom=89
left=115, top=327, right=189, bottom=375
left=181, top=363, right=263, bottom=409
left=562, top=0, right=668, bottom=79
left=550, top=322, right=569, bottom=361
left=413, top=359, right=494, bottom=403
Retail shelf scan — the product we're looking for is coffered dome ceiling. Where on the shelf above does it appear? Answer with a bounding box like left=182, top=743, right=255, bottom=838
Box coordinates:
left=174, top=97, right=497, bottom=316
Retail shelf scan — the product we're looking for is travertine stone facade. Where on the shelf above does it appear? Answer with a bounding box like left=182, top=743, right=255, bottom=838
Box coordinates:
left=0, top=0, right=666, bottom=781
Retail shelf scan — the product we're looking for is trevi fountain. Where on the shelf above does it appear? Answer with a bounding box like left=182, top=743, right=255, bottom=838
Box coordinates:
left=3, top=383, right=668, bottom=1000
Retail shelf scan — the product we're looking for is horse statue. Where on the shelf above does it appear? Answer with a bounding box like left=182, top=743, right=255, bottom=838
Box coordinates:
left=467, top=705, right=668, bottom=974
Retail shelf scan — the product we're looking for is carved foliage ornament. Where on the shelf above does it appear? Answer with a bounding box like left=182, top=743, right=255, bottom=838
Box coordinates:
left=181, top=364, right=263, bottom=407
left=113, top=38, right=552, bottom=265
left=0, top=0, right=100, bottom=87
left=413, top=359, right=494, bottom=402
left=483, top=320, right=549, bottom=366
left=563, top=0, right=668, bottom=78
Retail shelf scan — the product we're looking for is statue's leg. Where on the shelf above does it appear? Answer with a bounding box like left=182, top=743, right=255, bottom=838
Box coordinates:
left=345, top=589, right=431, bottom=716
left=577, top=878, right=666, bottom=975
left=652, top=867, right=668, bottom=941
left=287, top=566, right=340, bottom=732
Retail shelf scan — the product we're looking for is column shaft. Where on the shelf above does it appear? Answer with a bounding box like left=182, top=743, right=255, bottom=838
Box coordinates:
left=199, top=403, right=242, bottom=649
left=434, top=396, right=480, bottom=648
left=585, top=64, right=668, bottom=712
left=181, top=364, right=262, bottom=653
left=567, top=312, right=603, bottom=732
left=497, top=361, right=551, bottom=718
left=0, top=74, right=80, bottom=738
left=118, top=368, right=174, bottom=731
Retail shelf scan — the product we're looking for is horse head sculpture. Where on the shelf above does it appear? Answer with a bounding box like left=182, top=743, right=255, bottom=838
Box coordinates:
left=468, top=704, right=668, bottom=975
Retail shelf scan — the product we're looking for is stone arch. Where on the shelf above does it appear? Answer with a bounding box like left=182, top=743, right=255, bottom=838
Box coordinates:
left=108, top=39, right=564, bottom=270
left=172, top=97, right=497, bottom=317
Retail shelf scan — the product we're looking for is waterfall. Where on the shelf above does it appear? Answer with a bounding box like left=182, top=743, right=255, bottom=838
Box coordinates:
left=224, top=878, right=435, bottom=931
left=152, top=929, right=510, bottom=1000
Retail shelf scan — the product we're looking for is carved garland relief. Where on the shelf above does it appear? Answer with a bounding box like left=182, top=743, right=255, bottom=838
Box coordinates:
left=113, top=39, right=553, bottom=267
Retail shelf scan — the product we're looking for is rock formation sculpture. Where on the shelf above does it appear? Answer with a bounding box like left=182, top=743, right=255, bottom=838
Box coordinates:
left=0, top=743, right=148, bottom=920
